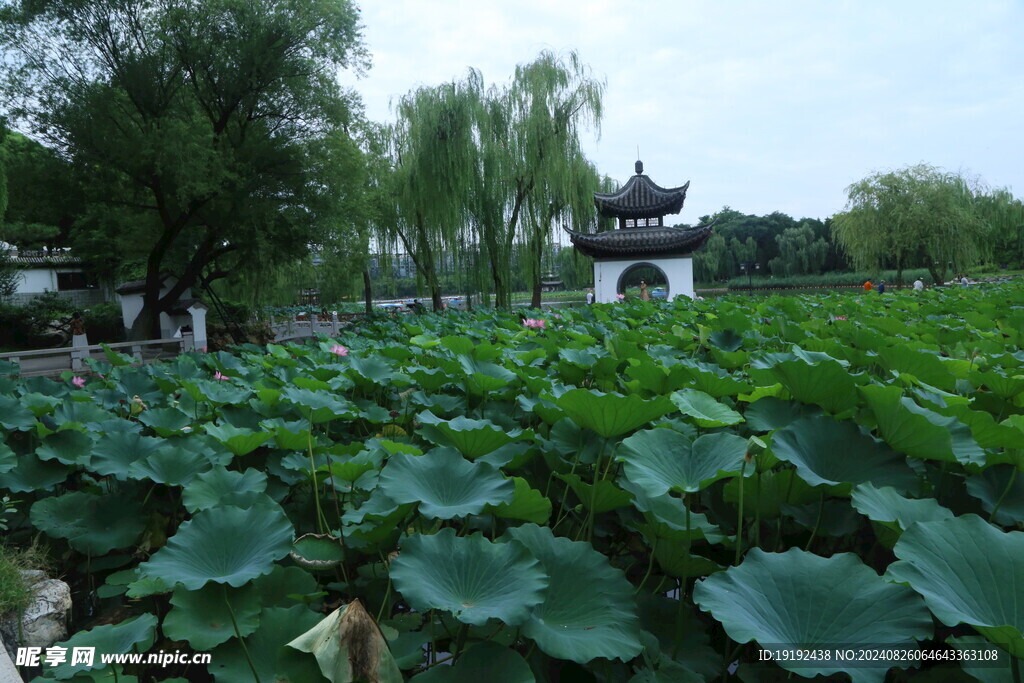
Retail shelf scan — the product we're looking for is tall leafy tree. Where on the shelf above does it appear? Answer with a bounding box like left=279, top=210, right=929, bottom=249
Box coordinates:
left=0, top=0, right=367, bottom=337
left=974, top=188, right=1024, bottom=269
left=832, top=165, right=991, bottom=284
left=473, top=51, right=603, bottom=308
left=384, top=77, right=478, bottom=311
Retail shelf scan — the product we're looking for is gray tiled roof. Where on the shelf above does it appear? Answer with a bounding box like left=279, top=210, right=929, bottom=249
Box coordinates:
left=594, top=172, right=690, bottom=218
left=568, top=224, right=714, bottom=258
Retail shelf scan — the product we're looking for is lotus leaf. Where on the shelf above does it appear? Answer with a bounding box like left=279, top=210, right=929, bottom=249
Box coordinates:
left=389, top=528, right=547, bottom=626
left=489, top=476, right=552, bottom=524
left=887, top=515, right=1024, bottom=657
left=412, top=641, right=533, bottom=682
left=90, top=431, right=166, bottom=480
left=183, top=467, right=269, bottom=513
left=31, top=491, right=145, bottom=555
left=416, top=412, right=532, bottom=459
left=670, top=389, right=743, bottom=427
left=695, top=548, right=933, bottom=681
left=163, top=582, right=261, bottom=649
left=554, top=388, right=674, bottom=438
left=850, top=483, right=954, bottom=530
left=35, top=428, right=94, bottom=466
left=0, top=394, right=37, bottom=430
left=138, top=407, right=192, bottom=436
left=139, top=505, right=293, bottom=590
left=203, top=422, right=272, bottom=456
left=210, top=605, right=325, bottom=683
left=965, top=466, right=1024, bottom=525
left=286, top=599, right=403, bottom=683
left=508, top=524, right=643, bottom=663
left=860, top=385, right=985, bottom=465
left=43, top=613, right=157, bottom=680
left=379, top=449, right=513, bottom=519
left=556, top=472, right=632, bottom=513
left=771, top=416, right=918, bottom=490
left=619, top=429, right=748, bottom=496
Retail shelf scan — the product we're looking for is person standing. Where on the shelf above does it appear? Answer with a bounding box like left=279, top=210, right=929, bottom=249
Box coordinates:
left=640, top=280, right=649, bottom=301
left=863, top=280, right=873, bottom=292
left=960, top=274, right=969, bottom=286
left=585, top=289, right=594, bottom=305
left=913, top=278, right=924, bottom=292
left=878, top=280, right=886, bottom=294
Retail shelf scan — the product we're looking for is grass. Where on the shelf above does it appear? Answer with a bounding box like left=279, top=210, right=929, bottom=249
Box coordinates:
left=0, top=543, right=49, bottom=616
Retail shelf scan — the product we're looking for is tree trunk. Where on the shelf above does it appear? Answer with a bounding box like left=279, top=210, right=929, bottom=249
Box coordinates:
left=530, top=231, right=544, bottom=308
left=363, top=269, right=372, bottom=315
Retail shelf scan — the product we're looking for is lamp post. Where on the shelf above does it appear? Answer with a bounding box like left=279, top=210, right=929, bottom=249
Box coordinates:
left=739, top=261, right=759, bottom=295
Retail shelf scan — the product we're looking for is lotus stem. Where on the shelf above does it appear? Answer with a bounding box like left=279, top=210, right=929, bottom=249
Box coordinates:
left=988, top=468, right=1017, bottom=523
left=224, top=585, right=261, bottom=683
left=754, top=470, right=762, bottom=549
left=635, top=543, right=656, bottom=593
left=735, top=461, right=747, bottom=565
left=805, top=492, right=825, bottom=552
left=307, top=411, right=325, bottom=535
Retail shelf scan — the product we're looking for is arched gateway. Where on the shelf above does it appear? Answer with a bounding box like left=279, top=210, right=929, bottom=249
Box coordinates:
left=567, top=161, right=714, bottom=303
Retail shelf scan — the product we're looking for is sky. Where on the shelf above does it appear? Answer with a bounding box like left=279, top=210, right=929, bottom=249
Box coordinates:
left=340, top=0, right=1024, bottom=222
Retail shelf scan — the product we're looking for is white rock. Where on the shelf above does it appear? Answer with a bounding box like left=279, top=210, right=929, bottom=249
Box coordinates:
left=0, top=570, right=71, bottom=661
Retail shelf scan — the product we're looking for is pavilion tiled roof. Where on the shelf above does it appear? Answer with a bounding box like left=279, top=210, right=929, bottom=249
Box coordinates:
left=567, top=223, right=714, bottom=259
left=593, top=161, right=690, bottom=218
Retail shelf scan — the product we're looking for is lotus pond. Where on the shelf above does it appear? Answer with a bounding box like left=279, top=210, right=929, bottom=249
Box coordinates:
left=2, top=283, right=1024, bottom=682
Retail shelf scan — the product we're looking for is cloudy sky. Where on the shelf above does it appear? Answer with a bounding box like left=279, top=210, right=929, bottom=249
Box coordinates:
left=341, top=0, right=1023, bottom=222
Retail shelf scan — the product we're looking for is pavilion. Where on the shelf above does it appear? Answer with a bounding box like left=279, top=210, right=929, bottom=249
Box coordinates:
left=568, top=161, right=714, bottom=302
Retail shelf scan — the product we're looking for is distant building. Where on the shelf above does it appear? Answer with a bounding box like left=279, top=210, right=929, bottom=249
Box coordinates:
left=3, top=247, right=109, bottom=307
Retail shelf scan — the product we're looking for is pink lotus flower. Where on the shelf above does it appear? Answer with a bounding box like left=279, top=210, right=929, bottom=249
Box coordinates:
left=201, top=346, right=208, bottom=352
left=330, top=344, right=348, bottom=357
left=616, top=293, right=625, bottom=300
left=835, top=316, right=848, bottom=321
left=213, top=371, right=229, bottom=381
left=523, top=318, right=546, bottom=329
left=71, top=376, right=85, bottom=388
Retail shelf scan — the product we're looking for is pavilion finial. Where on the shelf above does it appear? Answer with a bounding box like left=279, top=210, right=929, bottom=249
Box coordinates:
left=635, top=159, right=644, bottom=175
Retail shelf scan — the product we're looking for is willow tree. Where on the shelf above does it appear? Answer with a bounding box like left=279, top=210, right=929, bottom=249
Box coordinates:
left=832, top=164, right=990, bottom=284
left=974, top=188, right=1024, bottom=268
left=471, top=51, right=603, bottom=308
left=384, top=77, right=478, bottom=310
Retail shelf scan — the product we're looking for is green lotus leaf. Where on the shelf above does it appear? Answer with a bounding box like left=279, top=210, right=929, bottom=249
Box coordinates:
left=31, top=491, right=145, bottom=555
left=128, top=445, right=211, bottom=486
left=90, top=432, right=166, bottom=480
left=348, top=355, right=396, bottom=387
left=286, top=598, right=403, bottom=683
left=0, top=453, right=69, bottom=492
left=743, top=397, right=820, bottom=432
left=850, top=483, right=954, bottom=531
left=253, top=565, right=320, bottom=608
left=670, top=389, right=743, bottom=427
left=749, top=356, right=861, bottom=414
left=139, top=505, right=293, bottom=590
left=771, top=416, right=918, bottom=491
left=650, top=539, right=724, bottom=578
left=0, top=394, right=37, bottom=430
left=488, top=477, right=552, bottom=524
left=417, top=412, right=532, bottom=459
left=211, top=606, right=325, bottom=683
left=265, top=419, right=313, bottom=450
left=965, top=466, right=1024, bottom=526
left=291, top=533, right=345, bottom=570
left=163, top=582, right=261, bottom=650
left=887, top=515, right=1024, bottom=657
left=554, top=388, right=674, bottom=438
left=0, top=441, right=16, bottom=473
left=43, top=613, right=157, bottom=680
left=413, top=641, right=533, bottom=682
left=878, top=346, right=957, bottom=392
left=459, top=356, right=517, bottom=394
left=20, top=392, right=62, bottom=416
left=947, top=635, right=1015, bottom=683
left=723, top=469, right=824, bottom=519
left=281, top=386, right=356, bottom=423
left=507, top=524, right=642, bottom=663
left=136, top=406, right=192, bottom=436
left=623, top=479, right=729, bottom=544
left=556, top=473, right=632, bottom=513
left=183, top=466, right=269, bottom=513
left=203, top=422, right=272, bottom=456
left=694, top=548, right=933, bottom=681
left=860, top=385, right=985, bottom=465
left=970, top=369, right=1024, bottom=399
left=619, top=429, right=748, bottom=496
left=35, top=428, right=94, bottom=466
left=379, top=449, right=513, bottom=519
left=389, top=528, right=547, bottom=626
